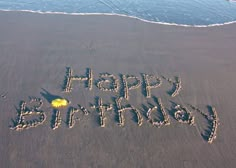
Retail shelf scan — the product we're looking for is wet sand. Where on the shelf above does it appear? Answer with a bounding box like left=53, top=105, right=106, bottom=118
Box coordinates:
left=0, top=11, right=236, bottom=168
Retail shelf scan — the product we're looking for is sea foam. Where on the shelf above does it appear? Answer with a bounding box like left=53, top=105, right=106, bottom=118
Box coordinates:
left=1, top=9, right=236, bottom=28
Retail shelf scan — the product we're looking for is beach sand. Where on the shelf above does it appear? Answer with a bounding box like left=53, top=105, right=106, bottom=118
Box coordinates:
left=0, top=11, right=236, bottom=168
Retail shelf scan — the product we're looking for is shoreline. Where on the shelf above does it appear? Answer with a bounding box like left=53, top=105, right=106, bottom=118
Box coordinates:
left=1, top=9, right=236, bottom=28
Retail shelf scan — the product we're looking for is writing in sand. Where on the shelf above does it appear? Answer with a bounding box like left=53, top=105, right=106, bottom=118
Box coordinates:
left=10, top=67, right=219, bottom=144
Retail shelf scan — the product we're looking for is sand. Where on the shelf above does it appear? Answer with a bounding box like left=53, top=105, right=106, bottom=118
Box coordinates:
left=0, top=11, right=236, bottom=168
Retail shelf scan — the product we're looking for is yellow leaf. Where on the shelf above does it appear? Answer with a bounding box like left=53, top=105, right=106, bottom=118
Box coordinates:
left=51, top=98, right=68, bottom=108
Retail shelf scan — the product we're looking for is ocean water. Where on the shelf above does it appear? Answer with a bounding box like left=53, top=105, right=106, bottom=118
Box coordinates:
left=1, top=0, right=236, bottom=26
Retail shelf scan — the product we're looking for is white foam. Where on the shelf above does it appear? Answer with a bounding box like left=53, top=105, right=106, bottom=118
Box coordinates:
left=1, top=9, right=236, bottom=28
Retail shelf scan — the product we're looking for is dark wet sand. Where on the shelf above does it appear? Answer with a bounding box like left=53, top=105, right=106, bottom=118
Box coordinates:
left=0, top=11, right=236, bottom=168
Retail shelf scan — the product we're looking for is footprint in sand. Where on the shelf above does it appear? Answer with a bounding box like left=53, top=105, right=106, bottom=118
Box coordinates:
left=0, top=92, right=8, bottom=100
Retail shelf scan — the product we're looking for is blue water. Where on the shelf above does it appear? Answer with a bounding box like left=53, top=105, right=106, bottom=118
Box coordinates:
left=1, top=0, right=236, bottom=25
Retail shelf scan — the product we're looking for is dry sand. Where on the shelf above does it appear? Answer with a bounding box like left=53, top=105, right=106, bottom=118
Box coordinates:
left=0, top=11, right=236, bottom=168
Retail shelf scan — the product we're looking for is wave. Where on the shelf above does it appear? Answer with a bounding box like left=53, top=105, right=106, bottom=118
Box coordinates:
left=1, top=9, right=236, bottom=28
